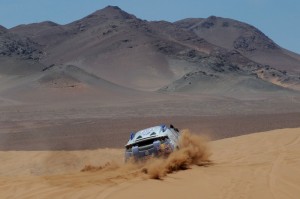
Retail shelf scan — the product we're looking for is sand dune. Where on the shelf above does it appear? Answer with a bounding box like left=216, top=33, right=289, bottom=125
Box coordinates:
left=1, top=6, right=299, bottom=199
left=0, top=128, right=299, bottom=198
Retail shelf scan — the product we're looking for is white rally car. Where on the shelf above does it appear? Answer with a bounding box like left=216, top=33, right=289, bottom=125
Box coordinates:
left=125, top=124, right=180, bottom=161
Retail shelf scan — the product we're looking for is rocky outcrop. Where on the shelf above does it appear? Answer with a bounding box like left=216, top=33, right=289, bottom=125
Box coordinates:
left=0, top=32, right=42, bottom=60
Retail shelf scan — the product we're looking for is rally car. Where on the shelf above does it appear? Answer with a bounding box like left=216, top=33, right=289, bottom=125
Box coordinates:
left=125, top=124, right=180, bottom=161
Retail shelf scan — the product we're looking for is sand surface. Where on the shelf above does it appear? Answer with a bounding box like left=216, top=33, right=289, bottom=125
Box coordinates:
left=1, top=128, right=300, bottom=198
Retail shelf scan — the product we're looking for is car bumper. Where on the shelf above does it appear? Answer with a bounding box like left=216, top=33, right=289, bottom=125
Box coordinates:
left=125, top=140, right=174, bottom=161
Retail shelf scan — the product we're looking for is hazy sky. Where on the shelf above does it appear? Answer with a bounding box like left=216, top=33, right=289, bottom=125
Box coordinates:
left=0, top=0, right=299, bottom=53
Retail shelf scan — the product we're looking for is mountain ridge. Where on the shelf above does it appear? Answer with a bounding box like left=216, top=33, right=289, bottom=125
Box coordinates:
left=175, top=16, right=300, bottom=73
left=1, top=6, right=300, bottom=98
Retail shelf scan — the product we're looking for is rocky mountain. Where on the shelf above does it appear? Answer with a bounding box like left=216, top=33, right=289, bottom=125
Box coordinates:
left=175, top=16, right=278, bottom=52
left=0, top=25, right=7, bottom=34
left=175, top=16, right=300, bottom=73
left=1, top=5, right=300, bottom=101
left=0, top=30, right=42, bottom=60
left=0, top=25, right=44, bottom=86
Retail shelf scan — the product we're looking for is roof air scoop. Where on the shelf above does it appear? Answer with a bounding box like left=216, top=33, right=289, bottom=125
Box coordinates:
left=130, top=132, right=135, bottom=140
left=160, top=124, right=166, bottom=132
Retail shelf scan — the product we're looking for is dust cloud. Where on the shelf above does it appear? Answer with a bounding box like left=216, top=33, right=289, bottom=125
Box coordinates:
left=81, top=129, right=211, bottom=180
left=145, top=129, right=211, bottom=179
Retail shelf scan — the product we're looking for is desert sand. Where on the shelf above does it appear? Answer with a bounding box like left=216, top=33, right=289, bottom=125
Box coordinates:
left=0, top=127, right=299, bottom=199
left=1, top=5, right=300, bottom=199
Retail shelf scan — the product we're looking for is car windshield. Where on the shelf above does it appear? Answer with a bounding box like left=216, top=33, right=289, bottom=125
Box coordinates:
left=126, top=136, right=168, bottom=149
